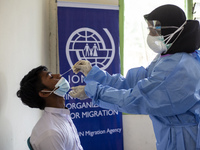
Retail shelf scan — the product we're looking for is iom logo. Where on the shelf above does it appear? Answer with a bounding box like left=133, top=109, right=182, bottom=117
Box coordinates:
left=66, top=27, right=115, bottom=70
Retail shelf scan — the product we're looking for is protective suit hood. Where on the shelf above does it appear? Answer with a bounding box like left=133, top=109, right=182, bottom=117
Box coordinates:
left=144, top=4, right=200, bottom=54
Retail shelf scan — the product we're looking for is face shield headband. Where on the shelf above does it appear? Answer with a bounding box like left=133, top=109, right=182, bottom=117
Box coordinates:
left=146, top=20, right=187, bottom=54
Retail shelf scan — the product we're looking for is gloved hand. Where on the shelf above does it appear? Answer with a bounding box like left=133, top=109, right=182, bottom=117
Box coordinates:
left=69, top=85, right=88, bottom=100
left=72, top=60, right=92, bottom=76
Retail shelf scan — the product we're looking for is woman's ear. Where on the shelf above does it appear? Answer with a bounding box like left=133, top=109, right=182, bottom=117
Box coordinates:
left=39, top=90, right=51, bottom=98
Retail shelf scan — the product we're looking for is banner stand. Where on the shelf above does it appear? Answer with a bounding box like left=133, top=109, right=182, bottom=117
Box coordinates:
left=57, top=2, right=123, bottom=149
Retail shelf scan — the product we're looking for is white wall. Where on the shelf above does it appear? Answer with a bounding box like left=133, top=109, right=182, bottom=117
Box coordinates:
left=0, top=0, right=50, bottom=150
left=123, top=115, right=156, bottom=150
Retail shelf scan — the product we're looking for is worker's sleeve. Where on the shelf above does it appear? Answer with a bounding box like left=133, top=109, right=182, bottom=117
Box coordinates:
left=85, top=53, right=200, bottom=116
left=84, top=65, right=147, bottom=89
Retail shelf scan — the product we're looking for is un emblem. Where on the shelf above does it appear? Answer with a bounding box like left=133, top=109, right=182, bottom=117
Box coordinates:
left=66, top=27, right=115, bottom=70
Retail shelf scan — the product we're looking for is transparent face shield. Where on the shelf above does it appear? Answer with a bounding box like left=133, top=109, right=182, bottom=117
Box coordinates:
left=146, top=20, right=162, bottom=36
left=146, top=20, right=182, bottom=39
left=145, top=20, right=186, bottom=54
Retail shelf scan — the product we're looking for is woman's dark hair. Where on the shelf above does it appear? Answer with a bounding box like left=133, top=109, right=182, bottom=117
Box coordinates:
left=16, top=66, right=48, bottom=110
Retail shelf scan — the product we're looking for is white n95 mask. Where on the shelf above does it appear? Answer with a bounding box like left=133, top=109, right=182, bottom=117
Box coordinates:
left=147, top=35, right=170, bottom=54
left=42, top=77, right=70, bottom=97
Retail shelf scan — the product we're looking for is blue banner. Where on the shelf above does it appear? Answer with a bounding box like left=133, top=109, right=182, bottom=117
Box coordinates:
left=57, top=2, right=123, bottom=150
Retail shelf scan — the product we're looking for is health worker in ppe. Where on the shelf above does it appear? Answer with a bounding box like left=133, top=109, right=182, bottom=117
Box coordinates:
left=69, top=4, right=200, bottom=150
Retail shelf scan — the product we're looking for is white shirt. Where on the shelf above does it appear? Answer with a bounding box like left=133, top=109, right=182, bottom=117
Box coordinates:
left=30, top=107, right=83, bottom=150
